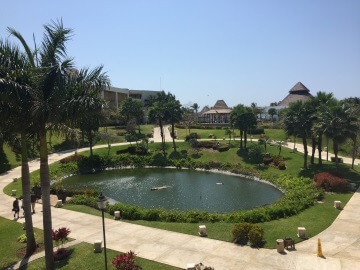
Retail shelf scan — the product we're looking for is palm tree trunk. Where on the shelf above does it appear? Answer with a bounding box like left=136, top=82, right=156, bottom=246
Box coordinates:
left=39, top=129, right=54, bottom=270
left=239, top=130, right=243, bottom=149
left=244, top=130, right=248, bottom=149
left=326, top=136, right=329, bottom=161
left=159, top=119, right=165, bottom=155
left=89, top=131, right=93, bottom=157
left=302, top=137, right=308, bottom=169
left=293, top=136, right=296, bottom=152
left=352, top=136, right=357, bottom=169
left=318, top=133, right=323, bottom=166
left=334, top=140, right=339, bottom=170
left=21, top=133, right=36, bottom=256
left=310, top=137, right=317, bottom=165
left=171, top=120, right=176, bottom=152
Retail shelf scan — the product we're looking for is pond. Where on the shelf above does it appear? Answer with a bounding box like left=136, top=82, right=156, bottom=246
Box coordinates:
left=62, top=168, right=283, bottom=213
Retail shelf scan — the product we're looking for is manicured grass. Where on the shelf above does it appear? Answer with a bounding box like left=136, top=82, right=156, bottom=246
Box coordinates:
left=20, top=242, right=179, bottom=270
left=62, top=193, right=352, bottom=249
left=0, top=144, right=21, bottom=174
left=0, top=216, right=44, bottom=269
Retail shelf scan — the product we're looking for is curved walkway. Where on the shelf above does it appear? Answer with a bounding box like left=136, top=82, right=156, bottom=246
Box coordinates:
left=1, top=143, right=360, bottom=269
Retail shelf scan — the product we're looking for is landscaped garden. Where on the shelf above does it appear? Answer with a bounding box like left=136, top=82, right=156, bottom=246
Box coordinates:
left=4, top=139, right=358, bottom=251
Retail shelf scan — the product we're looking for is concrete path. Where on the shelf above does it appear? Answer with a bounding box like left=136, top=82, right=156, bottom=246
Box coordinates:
left=153, top=125, right=173, bottom=143
left=1, top=143, right=360, bottom=269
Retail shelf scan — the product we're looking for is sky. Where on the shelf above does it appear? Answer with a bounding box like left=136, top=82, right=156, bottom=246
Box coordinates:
left=1, top=0, right=359, bottom=108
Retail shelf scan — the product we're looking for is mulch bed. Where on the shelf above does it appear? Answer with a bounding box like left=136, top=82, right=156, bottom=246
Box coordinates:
left=16, top=243, right=44, bottom=259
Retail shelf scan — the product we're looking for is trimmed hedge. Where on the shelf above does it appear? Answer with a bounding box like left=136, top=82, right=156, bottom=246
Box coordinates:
left=60, top=153, right=321, bottom=224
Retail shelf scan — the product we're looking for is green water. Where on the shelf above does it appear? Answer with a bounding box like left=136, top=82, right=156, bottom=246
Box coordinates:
left=62, top=168, right=283, bottom=213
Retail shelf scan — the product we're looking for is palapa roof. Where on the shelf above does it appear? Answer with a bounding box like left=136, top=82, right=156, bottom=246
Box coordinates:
left=202, top=100, right=231, bottom=115
left=278, top=82, right=312, bottom=106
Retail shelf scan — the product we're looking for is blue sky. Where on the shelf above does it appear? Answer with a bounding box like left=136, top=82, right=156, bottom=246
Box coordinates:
left=1, top=0, right=359, bottom=108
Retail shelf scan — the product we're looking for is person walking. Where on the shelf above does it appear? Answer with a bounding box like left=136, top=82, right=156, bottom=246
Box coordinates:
left=30, top=192, right=37, bottom=214
left=12, top=198, right=20, bottom=219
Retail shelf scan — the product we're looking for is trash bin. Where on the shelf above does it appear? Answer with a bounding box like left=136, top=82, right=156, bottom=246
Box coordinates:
left=276, top=239, right=284, bottom=253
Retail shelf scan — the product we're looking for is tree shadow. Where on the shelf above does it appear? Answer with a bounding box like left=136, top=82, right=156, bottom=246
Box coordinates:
left=298, top=163, right=360, bottom=184
left=0, top=150, right=11, bottom=174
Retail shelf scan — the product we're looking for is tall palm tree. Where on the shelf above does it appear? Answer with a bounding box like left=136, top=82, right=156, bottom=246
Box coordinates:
left=9, top=20, right=109, bottom=269
left=191, top=103, right=199, bottom=114
left=284, top=101, right=313, bottom=169
left=165, top=94, right=182, bottom=152
left=0, top=39, right=37, bottom=255
left=230, top=104, right=246, bottom=149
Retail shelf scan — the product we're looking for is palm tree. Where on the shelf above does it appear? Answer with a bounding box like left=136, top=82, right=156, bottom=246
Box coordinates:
left=284, top=101, right=313, bottom=169
left=9, top=20, right=109, bottom=269
left=191, top=103, right=199, bottom=113
left=230, top=104, right=246, bottom=149
left=0, top=39, right=37, bottom=255
left=165, top=94, right=182, bottom=152
left=268, top=108, right=277, bottom=121
left=311, top=92, right=336, bottom=166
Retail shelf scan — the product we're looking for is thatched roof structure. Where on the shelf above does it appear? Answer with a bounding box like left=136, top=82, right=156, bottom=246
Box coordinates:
left=202, top=100, right=231, bottom=115
left=278, top=82, right=312, bottom=106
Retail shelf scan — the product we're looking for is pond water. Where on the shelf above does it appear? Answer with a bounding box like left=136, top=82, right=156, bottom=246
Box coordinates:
left=62, top=168, right=283, bottom=212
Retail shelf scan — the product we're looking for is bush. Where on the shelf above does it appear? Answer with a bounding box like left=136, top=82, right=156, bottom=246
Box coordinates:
left=77, top=155, right=105, bottom=172
left=249, top=128, right=265, bottom=135
left=185, top=133, right=200, bottom=142
left=248, top=224, right=264, bottom=247
left=232, top=222, right=253, bottom=244
left=70, top=194, right=98, bottom=208
left=272, top=155, right=284, bottom=166
left=314, top=172, right=349, bottom=192
left=278, top=161, right=286, bottom=170
left=112, top=251, right=142, bottom=270
left=263, top=157, right=273, bottom=165
left=247, top=145, right=263, bottom=164
left=125, top=133, right=146, bottom=142
left=59, top=155, right=84, bottom=164
left=198, top=141, right=215, bottom=148
left=218, top=145, right=230, bottom=152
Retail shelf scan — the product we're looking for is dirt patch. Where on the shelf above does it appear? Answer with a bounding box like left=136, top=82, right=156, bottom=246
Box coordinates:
left=16, top=243, right=44, bottom=259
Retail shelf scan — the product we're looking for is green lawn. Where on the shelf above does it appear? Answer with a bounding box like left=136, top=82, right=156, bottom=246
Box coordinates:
left=20, top=242, right=178, bottom=270
left=0, top=216, right=177, bottom=270
left=62, top=192, right=352, bottom=249
left=0, top=216, right=44, bottom=269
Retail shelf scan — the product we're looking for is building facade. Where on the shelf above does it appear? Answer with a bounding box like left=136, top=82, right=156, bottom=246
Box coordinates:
left=101, top=87, right=161, bottom=108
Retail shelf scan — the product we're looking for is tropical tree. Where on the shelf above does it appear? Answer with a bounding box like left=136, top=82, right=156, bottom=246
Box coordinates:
left=343, top=98, right=360, bottom=168
left=0, top=39, right=37, bottom=255
left=118, top=97, right=144, bottom=133
left=9, top=20, right=110, bottom=269
left=311, top=92, right=337, bottom=166
left=283, top=101, right=313, bottom=169
left=165, top=95, right=182, bottom=152
left=230, top=105, right=257, bottom=149
left=268, top=108, right=277, bottom=121
left=191, top=102, right=199, bottom=113
left=148, top=91, right=171, bottom=155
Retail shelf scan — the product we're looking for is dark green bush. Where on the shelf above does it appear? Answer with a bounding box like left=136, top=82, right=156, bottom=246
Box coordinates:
left=218, top=145, right=230, bottom=152
left=272, top=155, right=284, bottom=166
left=249, top=128, right=265, bottom=135
left=70, top=194, right=98, bottom=208
left=248, top=224, right=264, bottom=247
left=247, top=145, right=263, bottom=164
left=185, top=133, right=200, bottom=142
left=232, top=222, right=253, bottom=244
left=198, top=141, right=215, bottom=148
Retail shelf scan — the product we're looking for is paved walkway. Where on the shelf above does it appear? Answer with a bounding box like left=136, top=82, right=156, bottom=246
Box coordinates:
left=153, top=125, right=173, bottom=143
left=1, top=142, right=360, bottom=269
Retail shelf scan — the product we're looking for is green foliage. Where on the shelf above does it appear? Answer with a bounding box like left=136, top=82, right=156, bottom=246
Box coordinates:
left=70, top=194, right=98, bottom=208
left=231, top=222, right=252, bottom=244
left=185, top=133, right=200, bottom=142
left=17, top=233, right=37, bottom=243
left=248, top=224, right=264, bottom=247
left=246, top=144, right=263, bottom=163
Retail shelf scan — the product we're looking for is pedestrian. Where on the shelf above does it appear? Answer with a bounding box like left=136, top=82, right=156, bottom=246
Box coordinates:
left=31, top=192, right=36, bottom=214
left=12, top=198, right=20, bottom=219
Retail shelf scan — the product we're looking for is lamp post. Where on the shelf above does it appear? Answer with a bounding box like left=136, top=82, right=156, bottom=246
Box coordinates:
left=97, top=193, right=108, bottom=270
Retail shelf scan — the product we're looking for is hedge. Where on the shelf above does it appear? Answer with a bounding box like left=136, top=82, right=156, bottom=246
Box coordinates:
left=58, top=153, right=321, bottom=224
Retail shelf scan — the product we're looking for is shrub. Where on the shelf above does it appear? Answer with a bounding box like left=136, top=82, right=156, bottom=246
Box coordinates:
left=249, top=128, right=265, bottom=135
left=231, top=222, right=253, bottom=244
left=112, top=251, right=142, bottom=270
left=248, top=224, right=264, bottom=247
left=18, top=233, right=37, bottom=243
left=198, top=141, right=215, bottom=148
left=125, top=133, right=146, bottom=142
left=117, top=131, right=127, bottom=136
left=278, top=161, right=286, bottom=170
left=218, top=145, right=230, bottom=152
left=77, top=155, right=105, bottom=172
left=263, top=157, right=273, bottom=165
left=247, top=145, right=263, bottom=164
left=70, top=194, right=98, bottom=208
left=146, top=132, right=153, bottom=138
left=59, top=154, right=84, bottom=164
left=185, top=133, right=200, bottom=142
left=314, top=172, right=349, bottom=192
left=272, top=155, right=284, bottom=166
